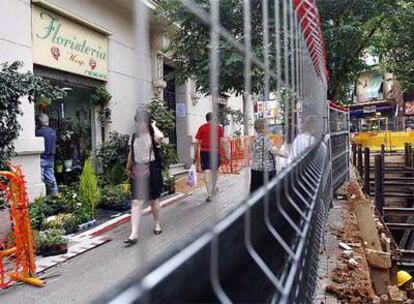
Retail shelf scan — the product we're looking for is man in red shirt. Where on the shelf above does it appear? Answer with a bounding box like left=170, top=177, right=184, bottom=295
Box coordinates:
left=194, top=112, right=226, bottom=202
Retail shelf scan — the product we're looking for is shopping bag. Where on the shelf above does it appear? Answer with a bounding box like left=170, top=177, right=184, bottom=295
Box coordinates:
left=186, top=164, right=197, bottom=188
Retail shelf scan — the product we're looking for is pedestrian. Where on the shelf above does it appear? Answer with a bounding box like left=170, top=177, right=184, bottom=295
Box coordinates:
left=250, top=119, right=284, bottom=193
left=194, top=112, right=227, bottom=202
left=35, top=113, right=60, bottom=198
left=287, top=115, right=316, bottom=163
left=124, top=110, right=164, bottom=246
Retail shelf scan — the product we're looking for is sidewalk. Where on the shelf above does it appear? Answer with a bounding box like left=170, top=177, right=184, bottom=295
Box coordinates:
left=0, top=170, right=249, bottom=304
left=315, top=183, right=376, bottom=303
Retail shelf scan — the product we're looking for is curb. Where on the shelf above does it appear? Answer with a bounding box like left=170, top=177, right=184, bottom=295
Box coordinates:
left=90, top=192, right=186, bottom=237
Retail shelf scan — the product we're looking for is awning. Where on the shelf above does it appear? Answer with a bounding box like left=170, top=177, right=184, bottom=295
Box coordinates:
left=350, top=105, right=394, bottom=117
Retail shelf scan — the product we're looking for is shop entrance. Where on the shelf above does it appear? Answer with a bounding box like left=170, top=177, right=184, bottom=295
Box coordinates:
left=163, top=64, right=177, bottom=150
left=34, top=70, right=96, bottom=183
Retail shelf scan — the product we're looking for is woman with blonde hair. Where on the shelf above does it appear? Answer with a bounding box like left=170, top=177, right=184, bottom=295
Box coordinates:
left=124, top=110, right=164, bottom=245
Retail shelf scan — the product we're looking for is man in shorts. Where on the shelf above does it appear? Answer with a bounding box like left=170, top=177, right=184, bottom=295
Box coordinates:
left=194, top=112, right=227, bottom=202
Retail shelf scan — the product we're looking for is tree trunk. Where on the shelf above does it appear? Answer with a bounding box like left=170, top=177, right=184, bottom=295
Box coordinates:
left=243, top=95, right=254, bottom=136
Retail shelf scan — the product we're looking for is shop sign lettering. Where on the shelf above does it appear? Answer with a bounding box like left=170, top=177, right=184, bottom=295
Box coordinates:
left=32, top=5, right=108, bottom=81
left=363, top=105, right=376, bottom=113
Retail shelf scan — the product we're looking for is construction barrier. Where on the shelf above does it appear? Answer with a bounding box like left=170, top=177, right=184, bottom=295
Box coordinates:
left=195, top=135, right=284, bottom=174
left=352, top=131, right=414, bottom=152
left=0, top=165, right=43, bottom=289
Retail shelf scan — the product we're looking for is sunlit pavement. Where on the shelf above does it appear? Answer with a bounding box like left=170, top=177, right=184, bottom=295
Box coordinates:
left=0, top=170, right=249, bottom=304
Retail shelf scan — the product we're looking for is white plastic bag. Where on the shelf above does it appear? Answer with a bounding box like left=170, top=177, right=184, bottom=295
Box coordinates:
left=186, top=164, right=197, bottom=188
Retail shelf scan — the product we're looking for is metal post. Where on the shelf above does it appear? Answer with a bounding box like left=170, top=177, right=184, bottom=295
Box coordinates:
left=405, top=143, right=409, bottom=166
left=381, top=144, right=385, bottom=169
left=409, top=144, right=413, bottom=168
left=357, top=144, right=363, bottom=178
left=364, top=147, right=370, bottom=194
left=375, top=154, right=384, bottom=217
left=352, top=143, right=356, bottom=166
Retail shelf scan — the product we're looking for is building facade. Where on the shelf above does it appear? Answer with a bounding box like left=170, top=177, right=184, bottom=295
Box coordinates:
left=1, top=0, right=243, bottom=200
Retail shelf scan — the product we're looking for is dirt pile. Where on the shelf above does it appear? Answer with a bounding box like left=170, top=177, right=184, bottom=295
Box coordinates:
left=325, top=198, right=377, bottom=303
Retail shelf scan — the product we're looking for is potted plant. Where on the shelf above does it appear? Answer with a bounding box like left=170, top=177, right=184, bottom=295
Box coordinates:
left=55, top=160, right=64, bottom=174
left=79, top=158, right=100, bottom=219
left=162, top=172, right=175, bottom=194
left=35, top=229, right=68, bottom=256
left=99, top=184, right=131, bottom=211
left=98, top=107, right=112, bottom=124
left=91, top=86, right=112, bottom=125
left=35, top=96, right=52, bottom=112
left=42, top=213, right=79, bottom=234
left=90, top=86, right=112, bottom=108
left=56, top=118, right=75, bottom=171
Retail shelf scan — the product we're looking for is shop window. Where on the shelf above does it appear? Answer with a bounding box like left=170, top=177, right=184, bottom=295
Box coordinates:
left=35, top=83, right=94, bottom=183
left=362, top=73, right=384, bottom=101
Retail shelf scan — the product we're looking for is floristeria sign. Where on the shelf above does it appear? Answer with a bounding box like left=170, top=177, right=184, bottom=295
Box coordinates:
left=32, top=5, right=108, bottom=81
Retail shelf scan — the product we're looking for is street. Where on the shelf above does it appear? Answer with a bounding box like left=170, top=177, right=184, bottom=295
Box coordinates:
left=0, top=172, right=249, bottom=304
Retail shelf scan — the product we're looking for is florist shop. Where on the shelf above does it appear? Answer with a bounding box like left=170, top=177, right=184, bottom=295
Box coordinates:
left=32, top=4, right=111, bottom=182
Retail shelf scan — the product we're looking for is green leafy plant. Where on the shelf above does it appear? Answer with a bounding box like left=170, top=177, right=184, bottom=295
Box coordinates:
left=29, top=187, right=92, bottom=232
left=148, top=98, right=178, bottom=169
left=35, top=229, right=68, bottom=251
left=96, top=132, right=129, bottom=170
left=90, top=85, right=112, bottom=107
left=0, top=61, right=65, bottom=168
left=148, top=97, right=176, bottom=132
left=160, top=144, right=179, bottom=171
left=162, top=173, right=175, bottom=194
left=98, top=107, right=112, bottom=124
left=218, top=106, right=244, bottom=127
left=96, top=131, right=130, bottom=183
left=99, top=185, right=131, bottom=211
left=91, top=86, right=112, bottom=125
left=29, top=197, right=54, bottom=230
left=79, top=158, right=100, bottom=219
left=42, top=213, right=79, bottom=234
left=55, top=118, right=75, bottom=161
left=107, top=162, right=128, bottom=185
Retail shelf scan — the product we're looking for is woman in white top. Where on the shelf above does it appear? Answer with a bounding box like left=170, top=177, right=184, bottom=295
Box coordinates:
left=124, top=110, right=164, bottom=245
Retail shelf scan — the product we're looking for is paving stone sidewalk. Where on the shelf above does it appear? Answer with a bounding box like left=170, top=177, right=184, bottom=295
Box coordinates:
left=314, top=197, right=345, bottom=304
left=0, top=170, right=250, bottom=304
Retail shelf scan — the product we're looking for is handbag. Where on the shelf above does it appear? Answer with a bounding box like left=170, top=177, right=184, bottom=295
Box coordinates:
left=131, top=133, right=152, bottom=179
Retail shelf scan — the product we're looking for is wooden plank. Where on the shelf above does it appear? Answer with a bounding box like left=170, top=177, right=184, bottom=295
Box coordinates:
left=387, top=223, right=414, bottom=230
left=399, top=249, right=414, bottom=259
left=349, top=179, right=389, bottom=295
left=384, top=208, right=414, bottom=216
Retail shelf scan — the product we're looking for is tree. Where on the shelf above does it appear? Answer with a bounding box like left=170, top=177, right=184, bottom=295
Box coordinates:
left=156, top=0, right=268, bottom=96
left=218, top=106, right=243, bottom=127
left=0, top=61, right=65, bottom=168
left=156, top=0, right=289, bottom=133
left=373, top=1, right=414, bottom=91
left=318, top=0, right=396, bottom=103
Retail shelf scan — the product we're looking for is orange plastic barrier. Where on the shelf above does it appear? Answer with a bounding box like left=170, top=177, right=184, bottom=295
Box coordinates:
left=195, top=136, right=253, bottom=174
left=195, top=135, right=284, bottom=174
left=0, top=165, right=43, bottom=289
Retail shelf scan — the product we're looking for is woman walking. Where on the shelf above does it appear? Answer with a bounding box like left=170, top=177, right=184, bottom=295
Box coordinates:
left=250, top=119, right=284, bottom=193
left=124, top=110, right=164, bottom=245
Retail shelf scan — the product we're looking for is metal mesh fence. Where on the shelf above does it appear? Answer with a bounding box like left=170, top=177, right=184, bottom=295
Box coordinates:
left=108, top=0, right=331, bottom=302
